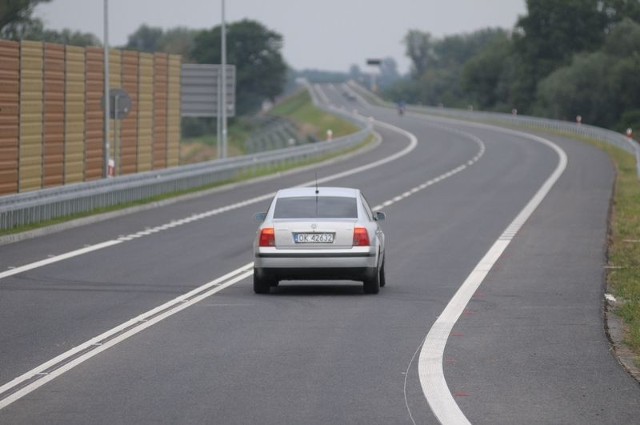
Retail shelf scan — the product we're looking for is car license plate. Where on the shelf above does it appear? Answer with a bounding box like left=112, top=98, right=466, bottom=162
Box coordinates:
left=293, top=232, right=335, bottom=244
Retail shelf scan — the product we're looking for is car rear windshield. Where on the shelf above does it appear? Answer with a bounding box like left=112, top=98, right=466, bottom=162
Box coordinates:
left=273, top=196, right=358, bottom=219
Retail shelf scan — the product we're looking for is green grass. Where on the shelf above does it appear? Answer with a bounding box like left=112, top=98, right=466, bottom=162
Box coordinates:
left=271, top=90, right=359, bottom=139
left=506, top=127, right=640, bottom=365
left=602, top=145, right=640, bottom=361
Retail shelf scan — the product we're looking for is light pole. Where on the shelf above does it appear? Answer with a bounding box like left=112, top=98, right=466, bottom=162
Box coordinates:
left=103, top=0, right=111, bottom=177
left=220, top=0, right=228, bottom=159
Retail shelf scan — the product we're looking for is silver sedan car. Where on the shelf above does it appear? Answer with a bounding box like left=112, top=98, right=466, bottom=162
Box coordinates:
left=253, top=187, right=386, bottom=294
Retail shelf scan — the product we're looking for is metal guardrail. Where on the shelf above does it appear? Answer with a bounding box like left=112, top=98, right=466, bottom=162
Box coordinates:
left=0, top=95, right=372, bottom=231
left=347, top=81, right=640, bottom=180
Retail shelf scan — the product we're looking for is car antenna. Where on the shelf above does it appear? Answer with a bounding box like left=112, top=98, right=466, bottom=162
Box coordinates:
left=315, top=173, right=319, bottom=216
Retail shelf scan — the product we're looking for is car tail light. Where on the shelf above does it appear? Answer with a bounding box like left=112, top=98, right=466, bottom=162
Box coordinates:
left=353, top=227, right=370, bottom=246
left=259, top=228, right=275, bottom=247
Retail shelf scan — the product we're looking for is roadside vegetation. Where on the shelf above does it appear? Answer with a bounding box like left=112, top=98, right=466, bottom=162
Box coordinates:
left=604, top=146, right=640, bottom=361
left=269, top=90, right=359, bottom=141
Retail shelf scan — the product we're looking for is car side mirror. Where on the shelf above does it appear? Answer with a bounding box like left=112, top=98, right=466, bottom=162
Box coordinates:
left=254, top=212, right=267, bottom=222
left=374, top=211, right=386, bottom=221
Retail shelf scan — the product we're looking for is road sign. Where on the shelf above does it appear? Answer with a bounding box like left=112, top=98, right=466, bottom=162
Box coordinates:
left=181, top=64, right=236, bottom=118
left=102, top=88, right=132, bottom=120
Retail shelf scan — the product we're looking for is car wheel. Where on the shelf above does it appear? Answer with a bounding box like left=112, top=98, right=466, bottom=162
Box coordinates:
left=379, top=261, right=386, bottom=288
left=253, top=271, right=271, bottom=294
left=363, top=269, right=380, bottom=294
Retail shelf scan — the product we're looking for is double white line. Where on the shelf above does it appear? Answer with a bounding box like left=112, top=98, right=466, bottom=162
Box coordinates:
left=0, top=264, right=254, bottom=410
left=0, top=116, right=491, bottom=413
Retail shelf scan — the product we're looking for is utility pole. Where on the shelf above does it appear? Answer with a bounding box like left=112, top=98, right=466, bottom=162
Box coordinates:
left=103, top=0, right=111, bottom=177
left=221, top=0, right=227, bottom=158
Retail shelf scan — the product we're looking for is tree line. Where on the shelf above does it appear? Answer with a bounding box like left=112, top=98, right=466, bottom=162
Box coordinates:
left=387, top=0, right=640, bottom=132
left=5, top=0, right=640, bottom=132
left=0, top=1, right=287, bottom=117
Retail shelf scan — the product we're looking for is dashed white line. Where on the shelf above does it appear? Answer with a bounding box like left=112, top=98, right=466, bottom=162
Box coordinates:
left=0, top=113, right=491, bottom=415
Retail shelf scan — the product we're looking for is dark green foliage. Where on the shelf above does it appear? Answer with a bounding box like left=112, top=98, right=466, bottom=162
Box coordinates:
left=0, top=0, right=49, bottom=37
left=191, top=19, right=287, bottom=115
left=396, top=28, right=509, bottom=108
left=124, top=25, right=196, bottom=59
left=393, top=1, right=640, bottom=131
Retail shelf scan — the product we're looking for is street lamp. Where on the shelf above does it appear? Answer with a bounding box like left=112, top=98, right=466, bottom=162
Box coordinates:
left=366, top=58, right=381, bottom=92
left=103, top=0, right=111, bottom=177
left=220, top=0, right=227, bottom=159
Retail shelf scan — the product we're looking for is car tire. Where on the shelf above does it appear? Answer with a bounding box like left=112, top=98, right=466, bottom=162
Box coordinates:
left=253, top=271, right=271, bottom=294
left=379, top=261, right=386, bottom=288
left=363, top=269, right=380, bottom=294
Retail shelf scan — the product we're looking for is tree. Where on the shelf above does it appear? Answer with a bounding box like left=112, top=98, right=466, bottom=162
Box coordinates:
left=20, top=20, right=100, bottom=46
left=191, top=19, right=287, bottom=115
left=125, top=25, right=164, bottom=53
left=536, top=52, right=615, bottom=124
left=535, top=18, right=640, bottom=129
left=403, top=30, right=434, bottom=78
left=124, top=25, right=197, bottom=60
left=160, top=27, right=197, bottom=60
left=399, top=28, right=510, bottom=108
left=462, top=32, right=512, bottom=110
left=509, top=0, right=639, bottom=112
left=0, top=0, right=51, bottom=39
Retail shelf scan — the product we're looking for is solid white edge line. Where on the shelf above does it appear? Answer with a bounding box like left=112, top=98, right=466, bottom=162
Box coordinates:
left=418, top=129, right=568, bottom=425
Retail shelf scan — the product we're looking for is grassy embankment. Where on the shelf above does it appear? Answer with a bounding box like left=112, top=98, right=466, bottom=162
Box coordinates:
left=602, top=143, right=640, bottom=363
left=269, top=90, right=359, bottom=138
left=179, top=90, right=359, bottom=163
left=0, top=90, right=368, bottom=236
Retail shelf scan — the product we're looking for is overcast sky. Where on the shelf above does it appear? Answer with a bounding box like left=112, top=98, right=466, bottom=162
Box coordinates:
left=35, top=0, right=526, bottom=73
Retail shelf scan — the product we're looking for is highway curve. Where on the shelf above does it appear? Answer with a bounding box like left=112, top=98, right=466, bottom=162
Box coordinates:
left=0, top=83, right=638, bottom=424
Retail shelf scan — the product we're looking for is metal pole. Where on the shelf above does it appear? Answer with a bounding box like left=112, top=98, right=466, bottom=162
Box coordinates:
left=217, top=72, right=222, bottom=158
left=114, top=95, right=119, bottom=176
left=103, top=0, right=111, bottom=178
left=221, top=0, right=227, bottom=158
left=636, top=143, right=640, bottom=181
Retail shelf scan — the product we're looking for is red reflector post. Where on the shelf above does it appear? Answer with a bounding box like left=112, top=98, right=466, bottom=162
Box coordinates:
left=259, top=228, right=275, bottom=247
left=353, top=227, right=370, bottom=246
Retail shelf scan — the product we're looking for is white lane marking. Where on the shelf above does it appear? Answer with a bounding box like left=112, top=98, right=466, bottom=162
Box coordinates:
left=0, top=118, right=487, bottom=410
left=0, top=241, right=122, bottom=280
left=418, top=129, right=567, bottom=425
left=372, top=124, right=486, bottom=211
left=0, top=263, right=254, bottom=409
left=0, top=125, right=416, bottom=283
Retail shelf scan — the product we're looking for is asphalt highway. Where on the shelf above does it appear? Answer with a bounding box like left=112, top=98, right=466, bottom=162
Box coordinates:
left=0, top=84, right=638, bottom=424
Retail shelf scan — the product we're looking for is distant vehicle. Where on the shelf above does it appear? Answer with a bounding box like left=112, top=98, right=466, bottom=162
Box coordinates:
left=253, top=187, right=386, bottom=294
left=397, top=101, right=406, bottom=116
left=342, top=91, right=357, bottom=101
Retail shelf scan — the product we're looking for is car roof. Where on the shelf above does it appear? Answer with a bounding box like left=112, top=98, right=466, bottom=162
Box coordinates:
left=275, top=187, right=360, bottom=198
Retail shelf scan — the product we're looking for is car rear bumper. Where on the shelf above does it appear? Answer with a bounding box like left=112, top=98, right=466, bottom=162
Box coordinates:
left=254, top=248, right=379, bottom=281
left=255, top=266, right=377, bottom=282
